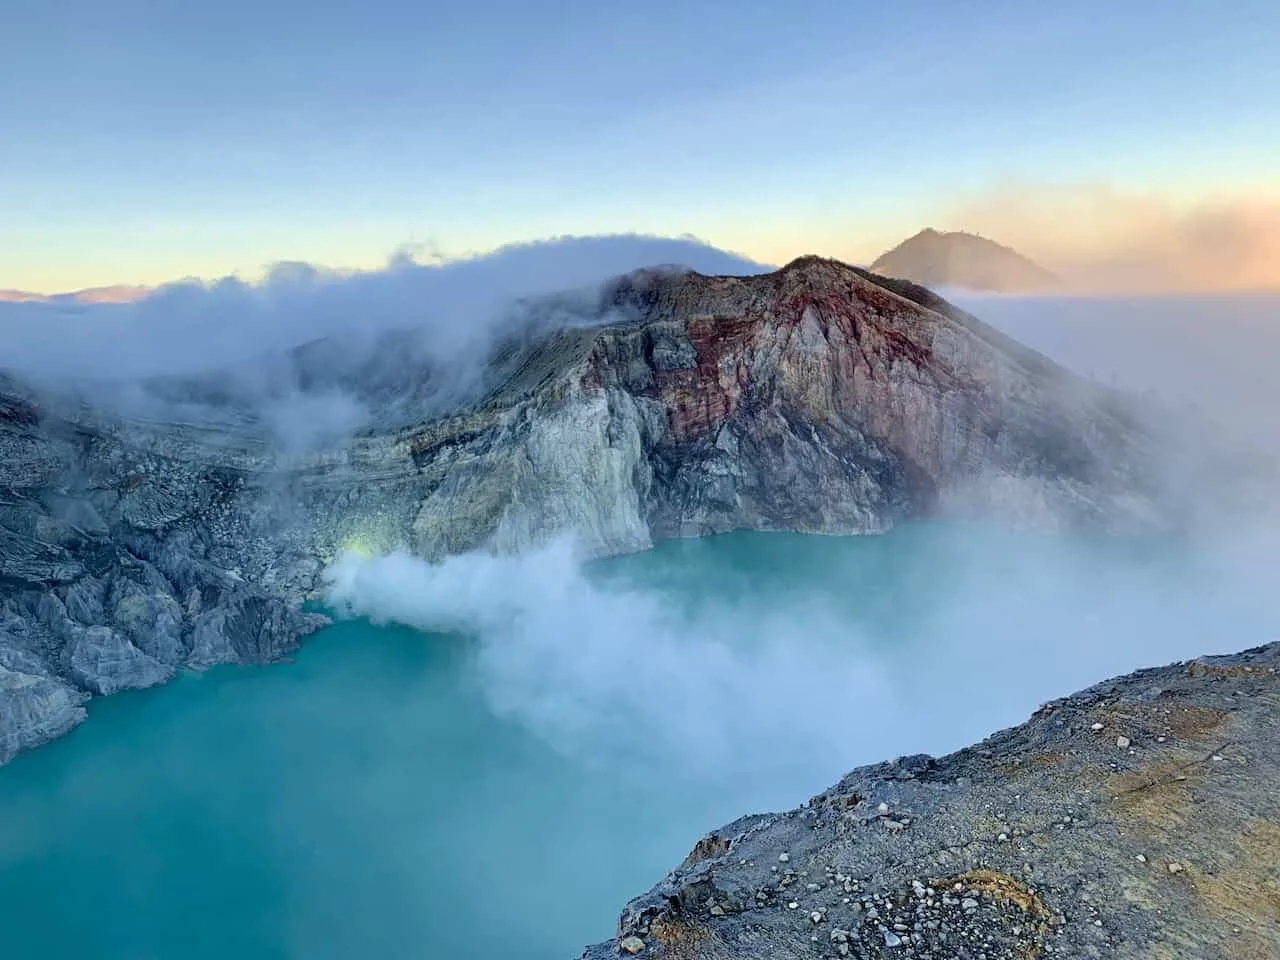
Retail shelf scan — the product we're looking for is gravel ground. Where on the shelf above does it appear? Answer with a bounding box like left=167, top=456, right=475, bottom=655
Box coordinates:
left=579, top=641, right=1280, bottom=960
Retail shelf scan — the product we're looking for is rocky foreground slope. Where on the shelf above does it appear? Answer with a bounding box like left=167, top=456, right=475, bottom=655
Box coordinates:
left=580, top=641, right=1280, bottom=960
left=2, top=258, right=1170, bottom=762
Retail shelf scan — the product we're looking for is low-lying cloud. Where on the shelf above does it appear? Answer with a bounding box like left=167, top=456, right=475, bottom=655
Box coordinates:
left=321, top=522, right=1278, bottom=808
left=947, top=288, right=1280, bottom=449
left=947, top=184, right=1280, bottom=294
left=0, top=233, right=767, bottom=383
left=0, top=233, right=767, bottom=447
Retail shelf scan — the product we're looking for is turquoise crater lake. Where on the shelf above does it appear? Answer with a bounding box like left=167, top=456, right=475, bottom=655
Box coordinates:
left=0, top=525, right=1272, bottom=959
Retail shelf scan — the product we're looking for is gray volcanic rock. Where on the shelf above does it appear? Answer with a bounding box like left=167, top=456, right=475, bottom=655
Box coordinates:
left=579, top=641, right=1280, bottom=960
left=0, top=258, right=1177, bottom=762
left=0, top=648, right=88, bottom=764
left=400, top=258, right=1163, bottom=560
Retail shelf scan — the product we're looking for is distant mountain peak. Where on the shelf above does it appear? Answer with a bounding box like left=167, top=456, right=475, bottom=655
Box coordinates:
left=870, top=229, right=1060, bottom=293
left=0, top=284, right=151, bottom=305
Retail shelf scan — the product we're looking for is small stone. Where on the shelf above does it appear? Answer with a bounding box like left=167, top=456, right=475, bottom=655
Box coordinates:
left=620, top=935, right=646, bottom=955
left=1136, top=854, right=1147, bottom=863
left=810, top=911, right=824, bottom=924
left=883, top=930, right=903, bottom=947
left=787, top=901, right=799, bottom=910
left=709, top=904, right=725, bottom=916
left=1116, top=736, right=1132, bottom=749
left=961, top=898, right=979, bottom=910
left=1090, top=722, right=1104, bottom=731
left=998, top=832, right=1010, bottom=842
left=830, top=929, right=850, bottom=943
left=877, top=802, right=890, bottom=815
left=778, top=852, right=790, bottom=863
left=1168, top=862, right=1184, bottom=874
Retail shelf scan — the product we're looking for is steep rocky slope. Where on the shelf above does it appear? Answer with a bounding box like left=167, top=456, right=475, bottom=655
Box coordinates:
left=871, top=230, right=1061, bottom=293
left=579, top=640, right=1280, bottom=960
left=1, top=258, right=1168, bottom=763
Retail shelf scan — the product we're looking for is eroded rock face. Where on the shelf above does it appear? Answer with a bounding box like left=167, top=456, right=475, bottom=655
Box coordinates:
left=0, top=259, right=1173, bottom=762
left=0, top=661, right=87, bottom=764
left=579, top=641, right=1280, bottom=960
left=400, top=258, right=1164, bottom=559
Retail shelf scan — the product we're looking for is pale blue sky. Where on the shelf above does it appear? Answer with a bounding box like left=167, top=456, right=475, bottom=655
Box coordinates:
left=2, top=0, right=1277, bottom=291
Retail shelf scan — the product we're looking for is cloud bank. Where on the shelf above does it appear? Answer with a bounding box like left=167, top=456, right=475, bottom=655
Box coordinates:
left=0, top=234, right=768, bottom=383
left=947, top=288, right=1280, bottom=448
left=0, top=233, right=768, bottom=447
left=946, top=184, right=1280, bottom=294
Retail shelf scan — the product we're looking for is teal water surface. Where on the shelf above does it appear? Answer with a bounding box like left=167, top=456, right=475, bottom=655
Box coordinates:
left=0, top=524, right=1273, bottom=959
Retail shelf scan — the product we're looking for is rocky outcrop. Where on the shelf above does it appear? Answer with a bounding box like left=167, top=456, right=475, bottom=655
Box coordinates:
left=401, top=257, right=1163, bottom=559
left=0, top=258, right=1174, bottom=762
left=0, top=372, right=330, bottom=758
left=579, top=641, right=1280, bottom=960
left=870, top=229, right=1061, bottom=293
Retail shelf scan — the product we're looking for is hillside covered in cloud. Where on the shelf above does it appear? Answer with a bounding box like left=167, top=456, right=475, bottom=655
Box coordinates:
left=0, top=234, right=769, bottom=383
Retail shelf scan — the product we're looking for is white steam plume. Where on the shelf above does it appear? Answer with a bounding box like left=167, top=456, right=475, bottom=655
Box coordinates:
left=321, top=523, right=1278, bottom=809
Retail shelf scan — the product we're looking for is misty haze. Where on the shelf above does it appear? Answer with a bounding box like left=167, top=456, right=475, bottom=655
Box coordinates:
left=2, top=5, right=1278, bottom=960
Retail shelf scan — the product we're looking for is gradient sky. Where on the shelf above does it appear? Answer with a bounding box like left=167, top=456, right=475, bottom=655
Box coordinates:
left=2, top=0, right=1278, bottom=292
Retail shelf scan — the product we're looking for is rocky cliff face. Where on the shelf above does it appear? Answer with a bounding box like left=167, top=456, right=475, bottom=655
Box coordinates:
left=404, top=257, right=1162, bottom=559
left=578, top=640, right=1280, bottom=960
left=0, top=258, right=1169, bottom=763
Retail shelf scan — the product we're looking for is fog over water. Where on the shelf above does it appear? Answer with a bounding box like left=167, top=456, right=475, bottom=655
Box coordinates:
left=3, top=526, right=1274, bottom=959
